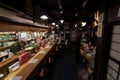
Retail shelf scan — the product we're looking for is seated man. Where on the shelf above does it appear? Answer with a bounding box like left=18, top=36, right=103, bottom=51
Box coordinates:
left=10, top=40, right=25, bottom=55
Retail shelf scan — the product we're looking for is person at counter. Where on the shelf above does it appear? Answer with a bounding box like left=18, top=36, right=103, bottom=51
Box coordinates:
left=10, top=40, right=25, bottom=55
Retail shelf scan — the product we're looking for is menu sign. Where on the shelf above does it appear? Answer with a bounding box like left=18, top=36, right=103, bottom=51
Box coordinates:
left=97, top=13, right=104, bottom=38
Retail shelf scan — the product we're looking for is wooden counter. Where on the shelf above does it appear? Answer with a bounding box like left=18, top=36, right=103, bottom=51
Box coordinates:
left=4, top=42, right=56, bottom=80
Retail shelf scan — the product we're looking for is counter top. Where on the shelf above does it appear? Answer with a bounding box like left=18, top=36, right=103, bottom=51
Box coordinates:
left=4, top=42, right=56, bottom=80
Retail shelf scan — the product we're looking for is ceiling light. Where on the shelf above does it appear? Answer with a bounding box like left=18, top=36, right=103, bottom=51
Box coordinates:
left=52, top=22, right=56, bottom=25
left=56, top=25, right=59, bottom=29
left=60, top=10, right=63, bottom=14
left=60, top=19, right=64, bottom=24
left=45, top=25, right=49, bottom=27
left=75, top=13, right=78, bottom=17
left=40, top=15, right=48, bottom=20
left=75, top=24, right=77, bottom=28
left=82, top=22, right=87, bottom=27
left=56, top=25, right=59, bottom=27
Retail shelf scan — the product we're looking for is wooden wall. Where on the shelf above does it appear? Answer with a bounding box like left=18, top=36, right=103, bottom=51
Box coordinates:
left=93, top=0, right=120, bottom=80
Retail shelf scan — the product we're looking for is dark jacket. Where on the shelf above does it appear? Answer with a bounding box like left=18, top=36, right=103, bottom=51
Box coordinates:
left=10, top=42, right=23, bottom=55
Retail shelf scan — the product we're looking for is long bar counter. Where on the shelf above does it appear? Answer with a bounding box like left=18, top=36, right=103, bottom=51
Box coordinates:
left=4, top=41, right=56, bottom=80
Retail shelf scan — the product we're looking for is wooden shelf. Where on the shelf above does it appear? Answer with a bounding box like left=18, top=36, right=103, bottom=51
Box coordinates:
left=0, top=38, right=18, bottom=51
left=0, top=38, right=18, bottom=43
left=0, top=33, right=16, bottom=35
left=0, top=43, right=41, bottom=68
left=0, top=45, right=12, bottom=51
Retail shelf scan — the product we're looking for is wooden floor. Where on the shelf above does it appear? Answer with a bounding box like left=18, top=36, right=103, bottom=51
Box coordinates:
left=37, top=43, right=89, bottom=80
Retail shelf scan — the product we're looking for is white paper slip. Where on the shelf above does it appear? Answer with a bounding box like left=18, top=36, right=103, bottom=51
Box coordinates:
left=28, top=59, right=39, bottom=64
left=10, top=76, right=22, bottom=80
left=39, top=51, right=46, bottom=54
left=45, top=46, right=51, bottom=48
left=0, top=74, right=4, bottom=78
left=25, top=47, right=33, bottom=50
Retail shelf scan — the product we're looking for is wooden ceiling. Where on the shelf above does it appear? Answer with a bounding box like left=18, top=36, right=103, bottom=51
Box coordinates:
left=0, top=0, right=103, bottom=24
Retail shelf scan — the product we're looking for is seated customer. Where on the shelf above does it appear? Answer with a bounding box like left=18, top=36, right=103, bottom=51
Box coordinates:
left=10, top=40, right=25, bottom=55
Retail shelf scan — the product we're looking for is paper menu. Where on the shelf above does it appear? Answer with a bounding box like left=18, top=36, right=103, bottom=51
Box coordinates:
left=28, top=59, right=38, bottom=64
left=10, top=76, right=22, bottom=80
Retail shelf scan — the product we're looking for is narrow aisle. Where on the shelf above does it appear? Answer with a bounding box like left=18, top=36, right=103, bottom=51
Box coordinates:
left=46, top=44, right=89, bottom=80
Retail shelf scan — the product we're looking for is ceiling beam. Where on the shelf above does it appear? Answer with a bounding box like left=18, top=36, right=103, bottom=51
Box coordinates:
left=57, top=0, right=62, bottom=10
left=82, top=0, right=88, bottom=8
